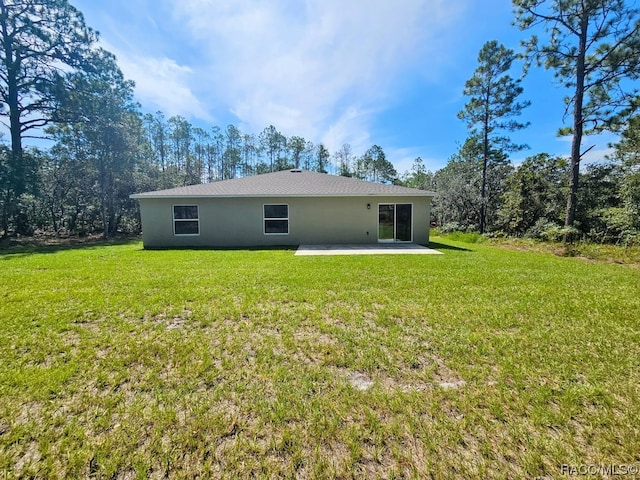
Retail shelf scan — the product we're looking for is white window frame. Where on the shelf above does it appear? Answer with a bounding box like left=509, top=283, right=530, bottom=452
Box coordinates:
left=173, top=204, right=200, bottom=236
left=263, top=204, right=289, bottom=235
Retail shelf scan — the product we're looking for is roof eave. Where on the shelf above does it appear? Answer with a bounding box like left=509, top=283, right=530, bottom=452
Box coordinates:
left=130, top=192, right=436, bottom=199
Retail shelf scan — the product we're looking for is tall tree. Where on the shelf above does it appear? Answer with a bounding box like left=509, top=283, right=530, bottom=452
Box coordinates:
left=611, top=114, right=640, bottom=238
left=259, top=125, right=286, bottom=172
left=575, top=162, right=626, bottom=241
left=49, top=49, right=142, bottom=238
left=0, top=144, right=10, bottom=233
left=241, top=133, right=259, bottom=177
left=499, top=153, right=568, bottom=236
left=433, top=137, right=511, bottom=231
left=360, top=145, right=397, bottom=184
left=514, top=0, right=640, bottom=240
left=192, top=127, right=208, bottom=183
left=209, top=126, right=224, bottom=181
left=0, top=0, right=97, bottom=232
left=288, top=136, right=306, bottom=169
left=223, top=124, right=242, bottom=179
left=334, top=143, right=354, bottom=177
left=458, top=40, right=530, bottom=233
left=301, top=140, right=315, bottom=171
left=37, top=140, right=94, bottom=235
left=402, top=157, right=434, bottom=190
left=143, top=111, right=172, bottom=189
left=315, top=143, right=330, bottom=173
left=167, top=116, right=193, bottom=183
left=432, top=147, right=482, bottom=230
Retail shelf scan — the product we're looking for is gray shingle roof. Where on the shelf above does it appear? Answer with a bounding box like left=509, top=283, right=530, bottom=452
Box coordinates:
left=130, top=170, right=435, bottom=198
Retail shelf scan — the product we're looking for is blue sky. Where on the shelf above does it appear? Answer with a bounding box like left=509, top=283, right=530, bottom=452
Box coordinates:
left=71, top=0, right=616, bottom=174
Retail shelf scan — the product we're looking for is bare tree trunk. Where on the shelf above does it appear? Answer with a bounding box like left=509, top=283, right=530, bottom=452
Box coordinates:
left=4, top=31, right=24, bottom=234
left=480, top=120, right=489, bottom=234
left=99, top=162, right=109, bottom=240
left=1, top=189, right=10, bottom=236
left=564, top=14, right=589, bottom=244
left=50, top=204, right=58, bottom=233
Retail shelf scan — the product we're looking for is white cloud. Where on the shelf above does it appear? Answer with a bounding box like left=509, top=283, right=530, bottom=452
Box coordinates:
left=579, top=146, right=615, bottom=164
left=510, top=139, right=616, bottom=170
left=555, top=132, right=618, bottom=164
left=386, top=146, right=445, bottom=175
left=171, top=0, right=465, bottom=148
left=320, top=107, right=378, bottom=154
left=103, top=41, right=213, bottom=122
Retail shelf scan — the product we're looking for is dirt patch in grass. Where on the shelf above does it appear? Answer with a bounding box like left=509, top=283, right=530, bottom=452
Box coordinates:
left=346, top=371, right=374, bottom=391
left=14, top=441, right=42, bottom=475
left=433, top=358, right=467, bottom=390
left=336, top=355, right=468, bottom=393
left=166, top=318, right=187, bottom=330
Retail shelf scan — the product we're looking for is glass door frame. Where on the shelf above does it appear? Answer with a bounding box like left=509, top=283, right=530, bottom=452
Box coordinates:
left=377, top=203, right=413, bottom=243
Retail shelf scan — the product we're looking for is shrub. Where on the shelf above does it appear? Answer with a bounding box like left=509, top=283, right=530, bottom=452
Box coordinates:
left=439, top=222, right=462, bottom=234
left=442, top=231, right=487, bottom=244
left=524, top=218, right=559, bottom=240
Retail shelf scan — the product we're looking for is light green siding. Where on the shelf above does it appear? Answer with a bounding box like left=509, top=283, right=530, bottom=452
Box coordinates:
left=138, top=196, right=432, bottom=248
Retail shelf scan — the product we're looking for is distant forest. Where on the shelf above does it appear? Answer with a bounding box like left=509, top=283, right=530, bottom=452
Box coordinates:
left=1, top=1, right=639, bottom=244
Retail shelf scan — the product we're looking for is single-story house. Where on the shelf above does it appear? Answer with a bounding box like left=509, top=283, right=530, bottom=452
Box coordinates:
left=130, top=169, right=436, bottom=248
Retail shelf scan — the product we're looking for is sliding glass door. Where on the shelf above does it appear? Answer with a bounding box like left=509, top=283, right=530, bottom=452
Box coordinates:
left=378, top=204, right=395, bottom=241
left=378, top=203, right=412, bottom=242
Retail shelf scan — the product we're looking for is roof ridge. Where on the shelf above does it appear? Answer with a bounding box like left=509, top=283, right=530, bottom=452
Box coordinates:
left=131, top=170, right=436, bottom=198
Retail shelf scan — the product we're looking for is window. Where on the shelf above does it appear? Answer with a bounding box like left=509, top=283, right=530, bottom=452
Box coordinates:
left=264, top=204, right=289, bottom=235
left=173, top=205, right=199, bottom=235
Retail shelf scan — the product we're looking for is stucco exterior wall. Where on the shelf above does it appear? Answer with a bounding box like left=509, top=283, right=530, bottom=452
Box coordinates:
left=138, top=196, right=432, bottom=248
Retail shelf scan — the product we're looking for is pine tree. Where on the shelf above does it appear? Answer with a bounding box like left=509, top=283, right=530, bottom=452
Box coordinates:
left=514, top=0, right=640, bottom=241
left=458, top=40, right=530, bottom=234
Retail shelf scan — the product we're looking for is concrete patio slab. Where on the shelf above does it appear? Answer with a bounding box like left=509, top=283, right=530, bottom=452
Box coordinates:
left=295, top=244, right=443, bottom=256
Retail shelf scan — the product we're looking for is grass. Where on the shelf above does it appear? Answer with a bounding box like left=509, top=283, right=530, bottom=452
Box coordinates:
left=1, top=237, right=639, bottom=478
left=492, top=237, right=640, bottom=265
left=432, top=230, right=487, bottom=244
left=434, top=230, right=640, bottom=265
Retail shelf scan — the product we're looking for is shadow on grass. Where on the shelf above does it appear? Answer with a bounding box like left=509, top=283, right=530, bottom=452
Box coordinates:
left=426, top=240, right=473, bottom=252
left=0, top=235, right=142, bottom=259
left=143, top=245, right=298, bottom=252
left=1, top=236, right=464, bottom=258
left=1, top=237, right=301, bottom=258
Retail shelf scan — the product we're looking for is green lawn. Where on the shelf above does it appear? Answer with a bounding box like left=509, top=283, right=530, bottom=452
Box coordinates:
left=1, top=238, right=639, bottom=479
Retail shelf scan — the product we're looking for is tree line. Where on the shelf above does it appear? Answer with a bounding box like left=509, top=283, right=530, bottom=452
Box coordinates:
left=0, top=1, right=397, bottom=237
left=402, top=125, right=639, bottom=244
left=2, top=108, right=399, bottom=237
left=139, top=115, right=398, bottom=187
left=1, top=0, right=639, bottom=243
left=402, top=0, right=640, bottom=244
